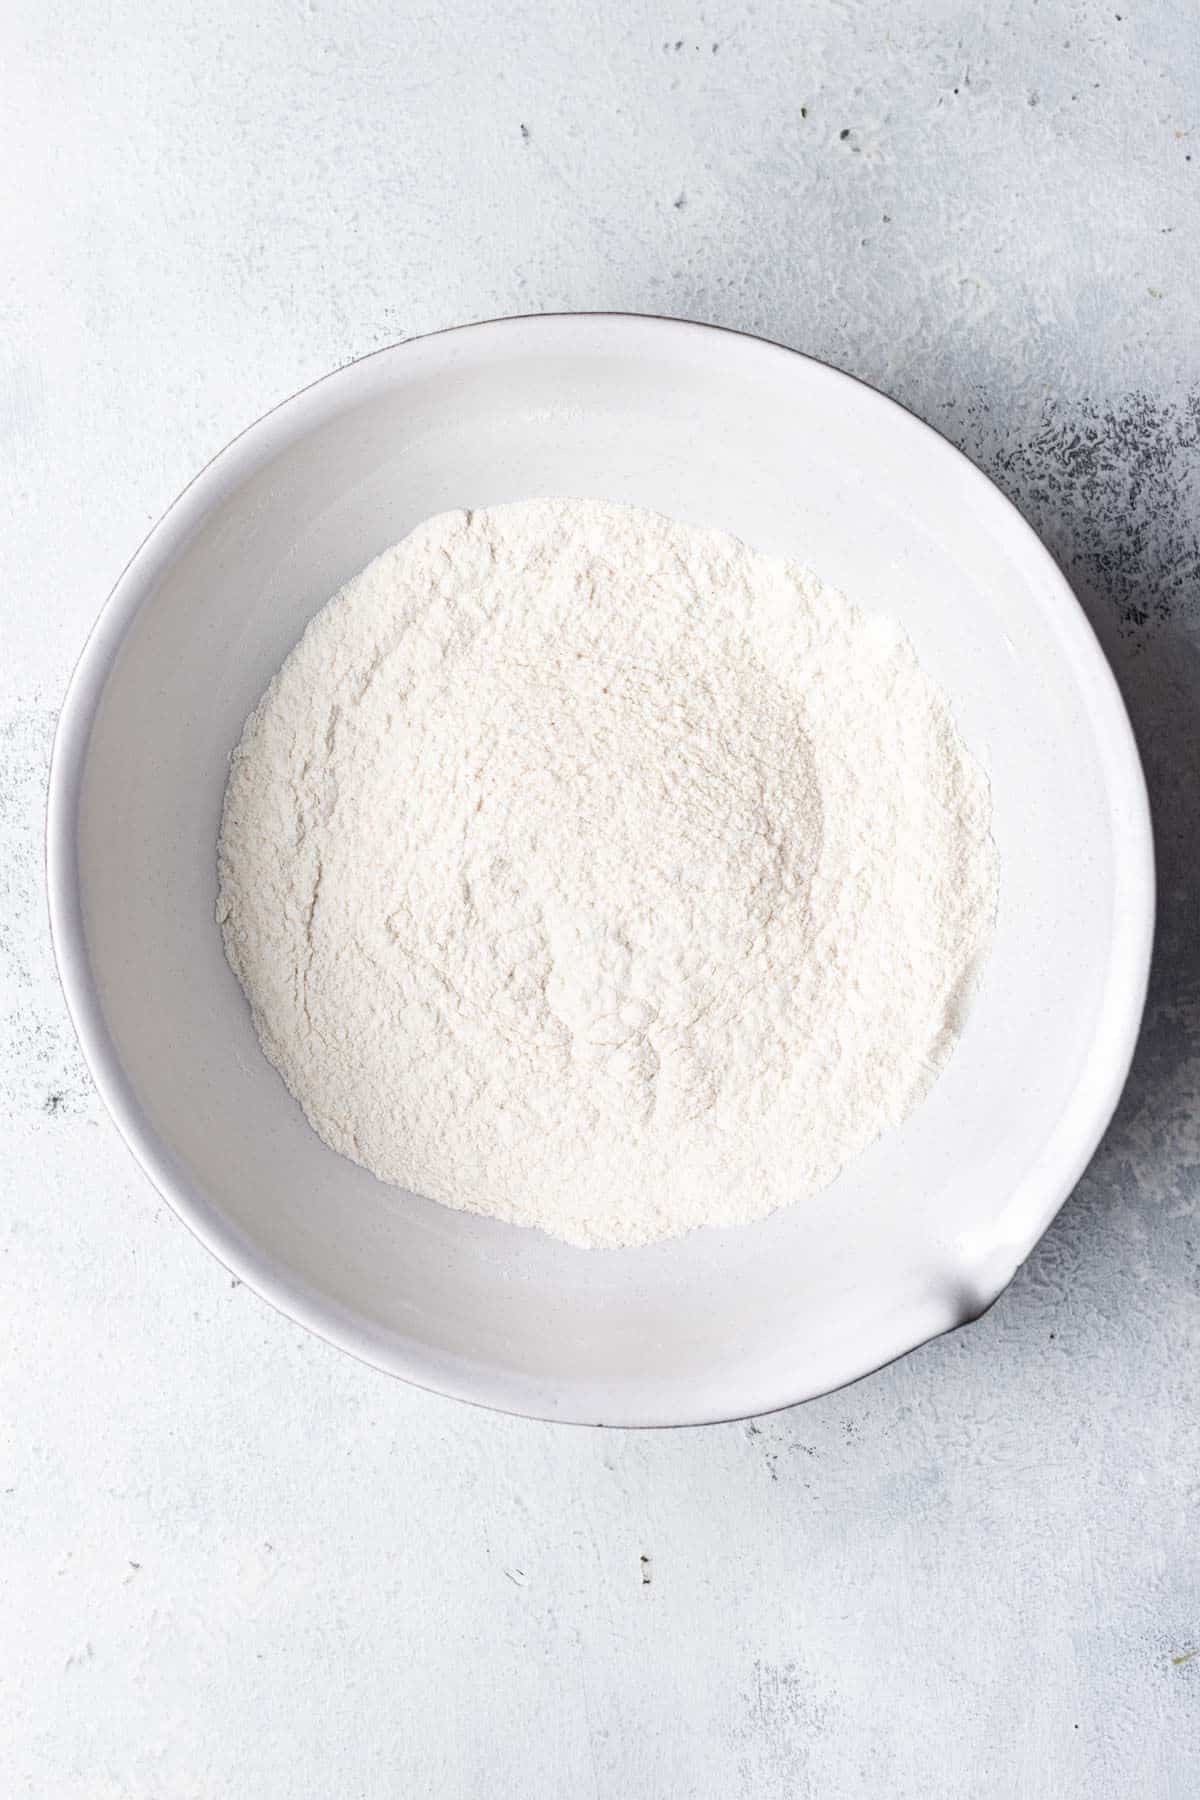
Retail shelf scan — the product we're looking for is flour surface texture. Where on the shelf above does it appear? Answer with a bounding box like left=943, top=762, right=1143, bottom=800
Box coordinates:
left=218, top=500, right=997, bottom=1248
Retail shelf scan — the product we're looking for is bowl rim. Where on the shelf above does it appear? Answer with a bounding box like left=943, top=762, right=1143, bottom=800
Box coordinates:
left=46, top=311, right=1155, bottom=1426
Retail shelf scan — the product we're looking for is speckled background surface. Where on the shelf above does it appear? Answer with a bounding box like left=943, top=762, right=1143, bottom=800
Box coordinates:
left=3, top=2, right=1199, bottom=1794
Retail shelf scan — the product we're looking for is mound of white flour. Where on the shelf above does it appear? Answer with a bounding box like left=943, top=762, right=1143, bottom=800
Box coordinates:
left=218, top=499, right=996, bottom=1248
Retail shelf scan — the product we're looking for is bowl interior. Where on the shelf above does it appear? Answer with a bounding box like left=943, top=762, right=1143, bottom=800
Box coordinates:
left=57, top=317, right=1151, bottom=1423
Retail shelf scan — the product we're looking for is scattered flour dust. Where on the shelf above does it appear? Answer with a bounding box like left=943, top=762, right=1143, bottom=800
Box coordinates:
left=217, top=499, right=997, bottom=1248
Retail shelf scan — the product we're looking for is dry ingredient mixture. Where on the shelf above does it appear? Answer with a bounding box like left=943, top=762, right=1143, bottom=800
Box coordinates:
left=217, top=499, right=997, bottom=1248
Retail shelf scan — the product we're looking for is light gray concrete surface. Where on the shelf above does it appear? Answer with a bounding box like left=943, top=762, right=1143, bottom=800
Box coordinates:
left=3, top=2, right=1199, bottom=1794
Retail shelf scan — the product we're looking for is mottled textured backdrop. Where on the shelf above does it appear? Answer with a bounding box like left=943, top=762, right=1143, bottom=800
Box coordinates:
left=2, top=2, right=1198, bottom=1794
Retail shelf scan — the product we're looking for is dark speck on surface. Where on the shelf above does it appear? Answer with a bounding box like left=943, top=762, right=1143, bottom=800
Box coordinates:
left=976, top=389, right=1200, bottom=638
left=44, top=1092, right=65, bottom=1115
left=519, top=122, right=530, bottom=141
left=673, top=191, right=687, bottom=210
left=839, top=127, right=851, bottom=140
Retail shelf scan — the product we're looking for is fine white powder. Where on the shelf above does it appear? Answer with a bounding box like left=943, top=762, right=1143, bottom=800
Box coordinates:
left=218, top=499, right=997, bottom=1248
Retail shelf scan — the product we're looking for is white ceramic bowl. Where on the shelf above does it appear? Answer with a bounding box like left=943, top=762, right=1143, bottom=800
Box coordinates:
left=48, top=314, right=1153, bottom=1425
